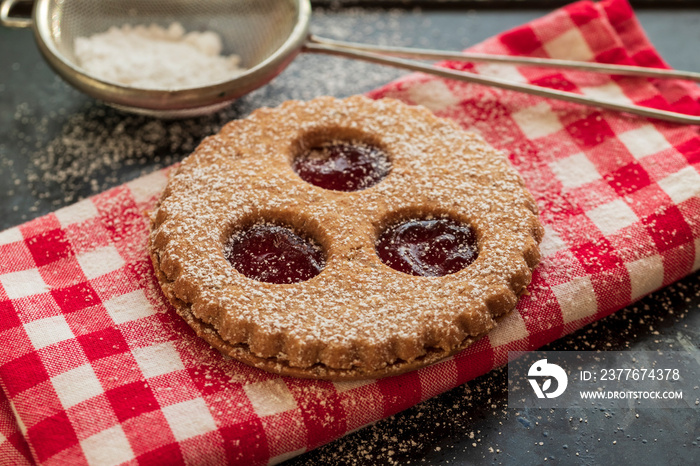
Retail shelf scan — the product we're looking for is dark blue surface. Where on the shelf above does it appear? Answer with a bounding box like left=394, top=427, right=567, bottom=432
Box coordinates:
left=1, top=5, right=698, bottom=465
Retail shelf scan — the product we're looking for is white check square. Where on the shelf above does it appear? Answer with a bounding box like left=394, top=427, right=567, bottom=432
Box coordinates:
left=407, top=80, right=461, bottom=112
left=476, top=63, right=527, bottom=83
left=55, top=199, right=99, bottom=227
left=0, top=269, right=50, bottom=300
left=128, top=170, right=169, bottom=204
left=552, top=276, right=598, bottom=324
left=0, top=227, right=23, bottom=246
left=543, top=28, right=594, bottom=61
left=512, top=102, right=563, bottom=139
left=626, top=255, right=664, bottom=301
left=488, top=311, right=528, bottom=347
left=52, top=364, right=103, bottom=409
left=587, top=199, right=638, bottom=236
left=657, top=166, right=700, bottom=205
left=162, top=398, right=217, bottom=442
left=333, top=379, right=375, bottom=394
left=24, top=315, right=74, bottom=349
left=243, top=379, right=297, bottom=417
left=618, top=125, right=672, bottom=160
left=81, top=425, right=134, bottom=466
left=104, top=290, right=157, bottom=324
left=539, top=225, right=568, bottom=257
left=132, top=341, right=184, bottom=379
left=580, top=82, right=633, bottom=105
left=550, top=152, right=601, bottom=189
left=76, top=246, right=125, bottom=280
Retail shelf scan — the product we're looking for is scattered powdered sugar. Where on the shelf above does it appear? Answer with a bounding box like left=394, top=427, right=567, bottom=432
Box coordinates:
left=17, top=103, right=236, bottom=209
left=6, top=7, right=698, bottom=464
left=74, top=22, right=245, bottom=89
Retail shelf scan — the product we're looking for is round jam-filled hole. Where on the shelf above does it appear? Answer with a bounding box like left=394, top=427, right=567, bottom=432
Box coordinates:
left=225, top=224, right=325, bottom=284
left=292, top=141, right=390, bottom=191
left=376, top=217, right=478, bottom=277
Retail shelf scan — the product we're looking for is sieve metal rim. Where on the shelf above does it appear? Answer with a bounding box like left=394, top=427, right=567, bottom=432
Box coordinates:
left=30, top=0, right=312, bottom=116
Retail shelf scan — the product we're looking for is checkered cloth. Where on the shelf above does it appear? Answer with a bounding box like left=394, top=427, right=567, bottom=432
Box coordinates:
left=1, top=0, right=699, bottom=464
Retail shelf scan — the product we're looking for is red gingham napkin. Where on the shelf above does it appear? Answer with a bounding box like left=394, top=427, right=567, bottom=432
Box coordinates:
left=1, top=0, right=699, bottom=464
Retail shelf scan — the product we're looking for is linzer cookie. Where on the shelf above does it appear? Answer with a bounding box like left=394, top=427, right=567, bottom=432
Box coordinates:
left=148, top=96, right=543, bottom=380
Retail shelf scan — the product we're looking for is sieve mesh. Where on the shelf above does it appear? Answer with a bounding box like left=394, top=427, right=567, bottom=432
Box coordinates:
left=45, top=0, right=300, bottom=85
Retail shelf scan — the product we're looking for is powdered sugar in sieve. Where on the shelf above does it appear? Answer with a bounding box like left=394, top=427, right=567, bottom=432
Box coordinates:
left=74, top=23, right=246, bottom=90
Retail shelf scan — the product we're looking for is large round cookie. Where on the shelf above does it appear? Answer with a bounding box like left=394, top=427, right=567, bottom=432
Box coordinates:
left=149, top=96, right=543, bottom=380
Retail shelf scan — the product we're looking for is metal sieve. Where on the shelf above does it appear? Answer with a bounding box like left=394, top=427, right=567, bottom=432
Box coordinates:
left=1, top=0, right=310, bottom=117
left=2, top=0, right=699, bottom=123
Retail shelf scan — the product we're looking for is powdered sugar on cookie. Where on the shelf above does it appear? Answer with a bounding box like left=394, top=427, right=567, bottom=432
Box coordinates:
left=149, top=96, right=543, bottom=379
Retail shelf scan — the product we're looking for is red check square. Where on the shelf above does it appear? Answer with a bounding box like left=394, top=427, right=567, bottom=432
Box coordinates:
left=51, top=283, right=101, bottom=313
left=500, top=27, right=543, bottom=56
left=375, top=371, right=422, bottom=418
left=106, top=381, right=159, bottom=423
left=605, top=161, right=652, bottom=196
left=220, top=418, right=269, bottom=465
left=565, top=112, right=616, bottom=148
left=0, top=300, right=21, bottom=333
left=0, top=241, right=33, bottom=275
left=530, top=73, right=578, bottom=92
left=677, top=139, right=700, bottom=165
left=77, top=327, right=129, bottom=362
left=26, top=411, right=79, bottom=462
left=643, top=206, right=694, bottom=253
left=25, top=229, right=73, bottom=267
left=0, top=352, right=49, bottom=398
left=135, top=443, right=184, bottom=466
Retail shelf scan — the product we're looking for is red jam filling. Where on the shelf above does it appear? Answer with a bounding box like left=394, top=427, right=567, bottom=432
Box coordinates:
left=293, top=141, right=389, bottom=191
left=225, top=224, right=324, bottom=284
left=376, top=218, right=478, bottom=277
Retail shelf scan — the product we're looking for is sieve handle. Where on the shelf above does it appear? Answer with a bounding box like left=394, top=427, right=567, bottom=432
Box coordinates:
left=304, top=40, right=700, bottom=126
left=0, top=0, right=32, bottom=28
left=308, top=35, right=700, bottom=83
